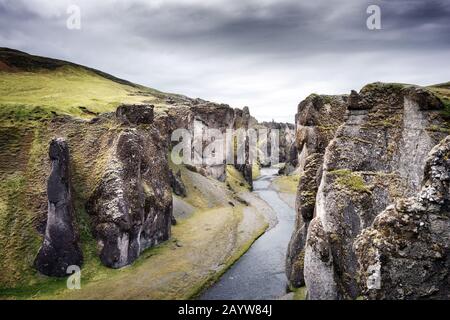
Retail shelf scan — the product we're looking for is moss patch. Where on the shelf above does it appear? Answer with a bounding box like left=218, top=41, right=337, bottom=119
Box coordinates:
left=329, top=169, right=372, bottom=194
left=272, top=174, right=300, bottom=194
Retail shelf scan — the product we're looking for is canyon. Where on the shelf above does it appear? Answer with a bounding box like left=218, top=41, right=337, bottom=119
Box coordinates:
left=0, top=48, right=449, bottom=300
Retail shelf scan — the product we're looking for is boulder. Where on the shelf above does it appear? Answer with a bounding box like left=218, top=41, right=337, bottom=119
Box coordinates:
left=87, top=128, right=172, bottom=268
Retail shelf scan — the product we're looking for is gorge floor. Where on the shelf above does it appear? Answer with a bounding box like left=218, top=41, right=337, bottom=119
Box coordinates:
left=200, top=168, right=296, bottom=300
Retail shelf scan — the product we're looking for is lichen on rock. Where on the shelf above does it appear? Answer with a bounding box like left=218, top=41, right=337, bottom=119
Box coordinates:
left=355, top=135, right=450, bottom=300
left=86, top=110, right=172, bottom=268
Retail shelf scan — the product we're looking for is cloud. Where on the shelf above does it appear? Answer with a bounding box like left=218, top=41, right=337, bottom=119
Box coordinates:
left=0, top=0, right=449, bottom=122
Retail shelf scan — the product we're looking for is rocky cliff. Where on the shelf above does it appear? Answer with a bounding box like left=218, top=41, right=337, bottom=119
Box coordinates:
left=287, top=82, right=450, bottom=299
left=0, top=48, right=257, bottom=287
left=355, top=135, right=450, bottom=299
left=286, top=94, right=347, bottom=287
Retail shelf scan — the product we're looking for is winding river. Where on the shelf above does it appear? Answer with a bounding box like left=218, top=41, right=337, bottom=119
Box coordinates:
left=201, top=168, right=295, bottom=300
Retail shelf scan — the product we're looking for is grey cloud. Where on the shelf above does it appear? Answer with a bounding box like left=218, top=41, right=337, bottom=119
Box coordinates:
left=0, top=0, right=449, bottom=122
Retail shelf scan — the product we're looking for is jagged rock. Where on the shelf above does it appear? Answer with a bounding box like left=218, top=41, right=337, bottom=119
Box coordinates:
left=168, top=102, right=253, bottom=187
left=87, top=126, right=172, bottom=268
left=169, top=169, right=187, bottom=197
left=355, top=136, right=450, bottom=300
left=286, top=153, right=323, bottom=287
left=302, top=83, right=448, bottom=299
left=34, top=138, right=83, bottom=277
left=259, top=121, right=296, bottom=165
left=116, top=104, right=154, bottom=125
left=286, top=94, right=347, bottom=288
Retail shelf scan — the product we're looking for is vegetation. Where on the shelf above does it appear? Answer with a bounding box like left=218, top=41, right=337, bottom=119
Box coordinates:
left=252, top=162, right=261, bottom=180
left=226, top=165, right=251, bottom=193
left=330, top=169, right=372, bottom=194
left=272, top=174, right=300, bottom=194
left=0, top=66, right=172, bottom=120
left=428, top=82, right=450, bottom=119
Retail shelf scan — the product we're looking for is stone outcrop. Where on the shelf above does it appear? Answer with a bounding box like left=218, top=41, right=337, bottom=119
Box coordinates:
left=286, top=83, right=450, bottom=299
left=286, top=94, right=347, bottom=287
left=86, top=107, right=172, bottom=268
left=301, top=84, right=448, bottom=299
left=34, top=138, right=83, bottom=277
left=258, top=121, right=297, bottom=172
left=354, top=136, right=450, bottom=300
left=168, top=101, right=254, bottom=187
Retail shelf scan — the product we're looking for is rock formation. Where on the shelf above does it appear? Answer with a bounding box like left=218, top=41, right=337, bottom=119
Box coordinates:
left=34, top=138, right=83, bottom=277
left=87, top=106, right=172, bottom=268
left=169, top=169, right=187, bottom=197
left=287, top=83, right=449, bottom=299
left=168, top=101, right=254, bottom=186
left=286, top=94, right=347, bottom=287
left=355, top=136, right=450, bottom=300
left=259, top=121, right=297, bottom=172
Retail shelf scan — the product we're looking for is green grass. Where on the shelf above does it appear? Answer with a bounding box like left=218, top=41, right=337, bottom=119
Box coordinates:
left=428, top=83, right=450, bottom=119
left=0, top=66, right=169, bottom=120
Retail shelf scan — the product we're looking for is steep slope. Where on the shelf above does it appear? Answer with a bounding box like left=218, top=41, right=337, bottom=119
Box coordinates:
left=0, top=48, right=183, bottom=120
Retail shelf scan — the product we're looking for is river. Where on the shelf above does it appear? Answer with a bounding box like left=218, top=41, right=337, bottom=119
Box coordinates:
left=200, top=168, right=295, bottom=300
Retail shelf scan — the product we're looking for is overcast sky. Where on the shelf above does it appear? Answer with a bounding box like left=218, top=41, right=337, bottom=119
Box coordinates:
left=0, top=0, right=449, bottom=122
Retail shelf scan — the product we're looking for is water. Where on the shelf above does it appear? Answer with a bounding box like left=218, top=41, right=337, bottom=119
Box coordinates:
left=200, top=168, right=295, bottom=300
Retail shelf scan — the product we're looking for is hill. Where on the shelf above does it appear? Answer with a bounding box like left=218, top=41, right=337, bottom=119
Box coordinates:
left=0, top=48, right=183, bottom=120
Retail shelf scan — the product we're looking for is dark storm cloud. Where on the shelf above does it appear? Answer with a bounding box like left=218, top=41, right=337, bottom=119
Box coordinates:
left=0, top=0, right=449, bottom=122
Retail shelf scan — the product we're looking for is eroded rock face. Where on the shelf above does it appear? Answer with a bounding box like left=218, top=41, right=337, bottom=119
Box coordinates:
left=302, top=83, right=448, bottom=299
left=355, top=136, right=450, bottom=300
left=34, top=138, right=83, bottom=277
left=259, top=121, right=296, bottom=169
left=87, top=123, right=172, bottom=268
left=286, top=94, right=347, bottom=288
left=168, top=101, right=254, bottom=186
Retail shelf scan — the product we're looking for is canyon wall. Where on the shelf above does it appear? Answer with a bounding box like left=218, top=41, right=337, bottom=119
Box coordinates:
left=287, top=83, right=450, bottom=299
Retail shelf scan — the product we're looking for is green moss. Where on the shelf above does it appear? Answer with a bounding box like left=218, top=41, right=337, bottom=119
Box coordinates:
left=426, top=125, right=450, bottom=134
left=427, top=84, right=450, bottom=119
left=362, top=82, right=408, bottom=93
left=330, top=169, right=372, bottom=194
left=272, top=174, right=300, bottom=194
left=252, top=162, right=261, bottom=180
left=226, top=165, right=251, bottom=193
left=289, top=285, right=307, bottom=300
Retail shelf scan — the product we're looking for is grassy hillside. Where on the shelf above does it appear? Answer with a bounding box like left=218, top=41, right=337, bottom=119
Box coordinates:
left=0, top=48, right=178, bottom=120
left=428, top=82, right=450, bottom=117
